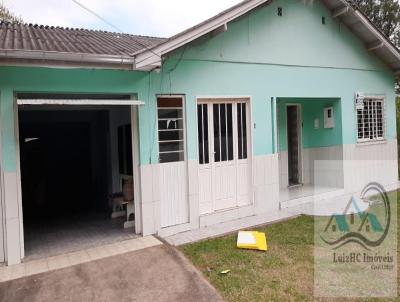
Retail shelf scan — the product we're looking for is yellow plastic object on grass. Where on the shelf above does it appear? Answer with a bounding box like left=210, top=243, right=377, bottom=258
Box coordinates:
left=236, top=231, right=268, bottom=251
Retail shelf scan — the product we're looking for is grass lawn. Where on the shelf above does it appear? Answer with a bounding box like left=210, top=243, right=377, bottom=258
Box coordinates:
left=180, top=191, right=399, bottom=302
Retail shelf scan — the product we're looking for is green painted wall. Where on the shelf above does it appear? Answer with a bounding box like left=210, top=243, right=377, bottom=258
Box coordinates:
left=0, top=0, right=397, bottom=172
left=139, top=0, right=396, bottom=164
left=277, top=98, right=342, bottom=151
left=0, top=67, right=148, bottom=171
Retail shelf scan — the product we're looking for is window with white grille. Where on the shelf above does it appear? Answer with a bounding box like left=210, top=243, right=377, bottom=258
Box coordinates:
left=157, top=96, right=185, bottom=163
left=356, top=97, right=384, bottom=142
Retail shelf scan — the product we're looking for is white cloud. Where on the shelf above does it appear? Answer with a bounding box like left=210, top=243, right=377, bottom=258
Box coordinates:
left=2, top=0, right=242, bottom=37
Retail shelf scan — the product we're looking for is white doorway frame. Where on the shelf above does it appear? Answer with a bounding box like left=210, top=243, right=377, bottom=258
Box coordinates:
left=14, top=97, right=144, bottom=261
left=285, top=103, right=303, bottom=187
left=196, top=96, right=254, bottom=214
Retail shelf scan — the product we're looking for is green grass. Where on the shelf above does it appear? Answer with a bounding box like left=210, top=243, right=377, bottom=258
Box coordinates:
left=180, top=191, right=400, bottom=302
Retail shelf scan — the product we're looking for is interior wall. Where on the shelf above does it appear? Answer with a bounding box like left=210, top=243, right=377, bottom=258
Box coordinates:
left=109, top=107, right=131, bottom=193
left=277, top=98, right=344, bottom=188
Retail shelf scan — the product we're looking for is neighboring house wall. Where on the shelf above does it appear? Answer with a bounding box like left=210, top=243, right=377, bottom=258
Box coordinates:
left=0, top=0, right=398, bottom=262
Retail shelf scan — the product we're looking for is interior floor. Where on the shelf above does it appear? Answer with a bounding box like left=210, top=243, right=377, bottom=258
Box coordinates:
left=23, top=213, right=138, bottom=262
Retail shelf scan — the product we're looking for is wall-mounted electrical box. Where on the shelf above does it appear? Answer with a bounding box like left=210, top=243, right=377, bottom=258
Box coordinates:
left=314, top=118, right=320, bottom=129
left=324, top=107, right=335, bottom=128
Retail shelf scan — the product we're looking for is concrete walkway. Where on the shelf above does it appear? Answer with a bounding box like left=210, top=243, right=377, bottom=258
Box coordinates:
left=0, top=236, right=161, bottom=282
left=164, top=209, right=298, bottom=246
left=0, top=244, right=221, bottom=302
left=164, top=191, right=371, bottom=246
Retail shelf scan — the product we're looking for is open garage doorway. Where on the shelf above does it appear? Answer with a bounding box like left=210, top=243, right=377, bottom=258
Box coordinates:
left=16, top=94, right=142, bottom=261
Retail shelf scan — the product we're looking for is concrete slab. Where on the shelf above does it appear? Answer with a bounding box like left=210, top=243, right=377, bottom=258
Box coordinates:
left=0, top=236, right=162, bottom=282
left=0, top=244, right=221, bottom=302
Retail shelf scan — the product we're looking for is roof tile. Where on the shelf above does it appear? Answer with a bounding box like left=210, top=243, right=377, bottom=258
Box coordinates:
left=0, top=21, right=166, bottom=56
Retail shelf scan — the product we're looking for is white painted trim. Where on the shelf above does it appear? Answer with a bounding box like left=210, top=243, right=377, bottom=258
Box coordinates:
left=196, top=96, right=254, bottom=212
left=355, top=96, right=385, bottom=143
left=130, top=105, right=142, bottom=234
left=353, top=10, right=400, bottom=62
left=0, top=91, right=6, bottom=263
left=156, top=95, right=190, bottom=228
left=331, top=6, right=349, bottom=18
left=134, top=0, right=271, bottom=69
left=14, top=94, right=24, bottom=261
left=134, top=0, right=400, bottom=72
left=272, top=97, right=278, bottom=154
left=367, top=41, right=384, bottom=52
left=17, top=99, right=144, bottom=106
left=355, top=139, right=387, bottom=147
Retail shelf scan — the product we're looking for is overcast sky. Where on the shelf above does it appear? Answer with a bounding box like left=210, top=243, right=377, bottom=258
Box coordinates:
left=2, top=0, right=242, bottom=37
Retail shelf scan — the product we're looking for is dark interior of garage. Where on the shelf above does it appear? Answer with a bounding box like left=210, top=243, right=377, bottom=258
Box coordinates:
left=17, top=100, right=137, bottom=261
left=19, top=110, right=109, bottom=220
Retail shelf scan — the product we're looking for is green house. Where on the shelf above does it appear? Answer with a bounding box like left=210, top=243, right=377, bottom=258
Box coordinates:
left=0, top=0, right=399, bottom=265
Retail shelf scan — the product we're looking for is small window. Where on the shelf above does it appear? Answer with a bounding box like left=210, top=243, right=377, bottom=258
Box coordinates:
left=356, top=97, right=384, bottom=142
left=157, top=97, right=185, bottom=163
left=277, top=7, right=283, bottom=16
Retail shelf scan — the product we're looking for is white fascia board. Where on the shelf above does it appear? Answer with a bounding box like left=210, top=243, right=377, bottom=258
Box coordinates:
left=353, top=10, right=400, bottom=63
left=17, top=99, right=145, bottom=106
left=134, top=0, right=270, bottom=69
left=0, top=49, right=135, bottom=67
left=331, top=6, right=349, bottom=18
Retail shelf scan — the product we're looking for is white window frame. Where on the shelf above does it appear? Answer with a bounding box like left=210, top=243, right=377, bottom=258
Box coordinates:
left=356, top=95, right=385, bottom=143
left=156, top=95, right=186, bottom=163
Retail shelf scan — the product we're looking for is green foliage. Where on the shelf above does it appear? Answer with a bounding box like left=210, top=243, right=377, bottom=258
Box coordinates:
left=353, top=0, right=400, bottom=44
left=353, top=0, right=400, bottom=93
left=0, top=4, right=22, bottom=23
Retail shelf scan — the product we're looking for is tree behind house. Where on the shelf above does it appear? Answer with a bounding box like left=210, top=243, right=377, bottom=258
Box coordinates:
left=0, top=4, right=22, bottom=23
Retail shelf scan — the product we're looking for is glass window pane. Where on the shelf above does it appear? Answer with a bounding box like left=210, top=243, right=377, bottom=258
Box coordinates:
left=159, top=141, right=184, bottom=152
left=159, top=152, right=184, bottom=163
left=158, top=119, right=184, bottom=130
left=242, top=103, right=247, bottom=159
left=213, top=104, right=220, bottom=162
left=158, top=130, right=184, bottom=141
left=220, top=104, right=227, bottom=161
left=157, top=97, right=185, bottom=163
left=203, top=104, right=209, bottom=164
left=157, top=109, right=183, bottom=119
left=237, top=103, right=243, bottom=159
left=157, top=98, right=182, bottom=108
left=197, top=104, right=204, bottom=164
left=227, top=104, right=233, bottom=160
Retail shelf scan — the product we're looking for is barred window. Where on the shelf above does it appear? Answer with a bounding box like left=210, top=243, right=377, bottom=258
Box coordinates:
left=157, top=96, right=185, bottom=163
left=357, top=97, right=384, bottom=142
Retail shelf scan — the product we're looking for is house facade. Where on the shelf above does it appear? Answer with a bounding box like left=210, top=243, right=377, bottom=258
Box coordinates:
left=0, top=0, right=399, bottom=265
